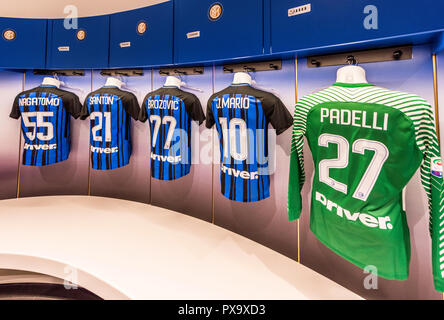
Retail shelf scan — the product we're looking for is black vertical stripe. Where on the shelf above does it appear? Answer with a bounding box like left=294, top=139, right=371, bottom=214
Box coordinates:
left=158, top=95, right=162, bottom=180
left=228, top=93, right=236, bottom=201
left=256, top=97, right=261, bottom=201
left=63, top=103, right=69, bottom=162
left=216, top=95, right=225, bottom=185
left=169, top=95, right=176, bottom=180
left=124, top=99, right=130, bottom=140
left=159, top=94, right=166, bottom=179
left=255, top=97, right=262, bottom=201
left=147, top=97, right=154, bottom=177
left=58, top=94, right=63, bottom=163
left=179, top=97, right=183, bottom=180
left=185, top=98, right=191, bottom=178
left=117, top=98, right=121, bottom=168
left=167, top=94, right=174, bottom=180
left=259, top=98, right=266, bottom=201
left=241, top=94, right=248, bottom=203
left=89, top=116, right=94, bottom=167
left=55, top=93, right=61, bottom=165
left=45, top=92, right=51, bottom=165
left=42, top=93, right=47, bottom=165
left=22, top=92, right=30, bottom=165
left=31, top=90, right=42, bottom=166
left=217, top=96, right=225, bottom=197
left=97, top=97, right=102, bottom=170
left=106, top=96, right=110, bottom=170
left=63, top=96, right=69, bottom=138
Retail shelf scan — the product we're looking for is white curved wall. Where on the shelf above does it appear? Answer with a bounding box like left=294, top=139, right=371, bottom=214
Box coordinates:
left=0, top=0, right=169, bottom=18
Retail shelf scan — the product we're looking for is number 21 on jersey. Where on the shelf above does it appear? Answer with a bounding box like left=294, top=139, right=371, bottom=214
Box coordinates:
left=90, top=112, right=111, bottom=142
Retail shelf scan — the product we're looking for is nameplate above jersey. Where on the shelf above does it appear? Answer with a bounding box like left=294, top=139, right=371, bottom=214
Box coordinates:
left=33, top=69, right=85, bottom=76
left=119, top=42, right=131, bottom=48
left=186, top=31, right=200, bottom=39
left=100, top=69, right=143, bottom=77
left=222, top=60, right=282, bottom=73
left=57, top=46, right=70, bottom=52
left=159, top=66, right=204, bottom=76
left=308, top=45, right=413, bottom=68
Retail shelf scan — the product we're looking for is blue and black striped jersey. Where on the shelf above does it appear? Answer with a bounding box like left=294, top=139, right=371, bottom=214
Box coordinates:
left=10, top=85, right=82, bottom=166
left=206, top=84, right=292, bottom=202
left=81, top=86, right=140, bottom=170
left=139, top=86, right=205, bottom=180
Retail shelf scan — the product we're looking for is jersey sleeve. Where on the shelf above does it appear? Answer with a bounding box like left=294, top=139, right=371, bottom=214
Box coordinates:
left=185, top=94, right=205, bottom=125
left=288, top=97, right=313, bottom=220
left=9, top=94, right=21, bottom=119
left=138, top=95, right=149, bottom=123
left=264, top=95, right=293, bottom=135
left=123, top=93, right=141, bottom=121
left=79, top=94, right=91, bottom=120
left=205, top=96, right=216, bottom=129
left=64, top=93, right=82, bottom=119
left=412, top=103, right=444, bottom=292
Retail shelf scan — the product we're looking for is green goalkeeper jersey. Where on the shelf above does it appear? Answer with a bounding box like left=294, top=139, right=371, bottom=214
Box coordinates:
left=288, top=82, right=444, bottom=291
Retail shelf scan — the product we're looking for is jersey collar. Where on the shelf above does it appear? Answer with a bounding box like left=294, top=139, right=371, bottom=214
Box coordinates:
left=333, top=82, right=375, bottom=88
left=230, top=83, right=251, bottom=87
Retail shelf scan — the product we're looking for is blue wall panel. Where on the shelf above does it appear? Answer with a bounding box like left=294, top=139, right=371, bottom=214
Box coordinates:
left=109, top=2, right=173, bottom=68
left=0, top=18, right=47, bottom=69
left=47, top=15, right=109, bottom=69
left=174, top=0, right=264, bottom=64
left=271, top=0, right=444, bottom=54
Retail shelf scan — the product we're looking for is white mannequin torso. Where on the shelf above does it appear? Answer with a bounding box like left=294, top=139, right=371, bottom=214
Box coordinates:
left=336, top=65, right=368, bottom=84
left=232, top=72, right=252, bottom=85
left=41, top=77, right=61, bottom=88
left=164, top=76, right=182, bottom=88
left=105, top=77, right=123, bottom=89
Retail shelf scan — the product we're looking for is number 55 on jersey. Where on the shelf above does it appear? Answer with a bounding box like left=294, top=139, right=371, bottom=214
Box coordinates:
left=10, top=85, right=82, bottom=166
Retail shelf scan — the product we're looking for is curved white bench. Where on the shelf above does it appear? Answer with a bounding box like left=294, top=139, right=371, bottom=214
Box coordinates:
left=0, top=196, right=362, bottom=300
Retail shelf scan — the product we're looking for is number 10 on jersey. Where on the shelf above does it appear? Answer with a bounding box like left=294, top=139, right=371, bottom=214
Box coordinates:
left=220, top=118, right=248, bottom=161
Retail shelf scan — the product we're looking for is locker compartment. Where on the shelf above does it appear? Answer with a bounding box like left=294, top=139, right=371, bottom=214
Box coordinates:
left=47, top=15, right=109, bottom=69
left=174, top=0, right=265, bottom=64
left=0, top=17, right=47, bottom=69
left=109, top=2, right=173, bottom=68
left=271, top=0, right=444, bottom=54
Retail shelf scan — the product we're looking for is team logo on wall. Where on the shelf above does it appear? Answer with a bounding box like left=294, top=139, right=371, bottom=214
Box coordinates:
left=208, top=3, right=223, bottom=20
left=137, top=21, right=147, bottom=35
left=3, top=29, right=16, bottom=41
left=76, top=29, right=86, bottom=41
